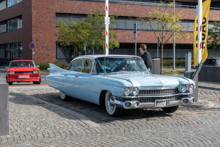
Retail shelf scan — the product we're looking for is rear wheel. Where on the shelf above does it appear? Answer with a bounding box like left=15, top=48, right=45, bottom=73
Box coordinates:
left=105, top=91, right=123, bottom=117
left=59, top=90, right=71, bottom=101
left=162, top=106, right=179, bottom=113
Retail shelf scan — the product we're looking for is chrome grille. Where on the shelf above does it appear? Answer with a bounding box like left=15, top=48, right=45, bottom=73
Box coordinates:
left=138, top=96, right=177, bottom=102
left=15, top=72, right=33, bottom=74
left=139, top=88, right=178, bottom=96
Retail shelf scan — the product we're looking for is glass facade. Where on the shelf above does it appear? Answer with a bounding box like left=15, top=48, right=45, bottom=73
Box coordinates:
left=56, top=13, right=215, bottom=32
left=0, top=16, right=22, bottom=33
left=0, top=42, right=22, bottom=65
left=0, top=0, right=22, bottom=11
left=76, top=0, right=220, bottom=10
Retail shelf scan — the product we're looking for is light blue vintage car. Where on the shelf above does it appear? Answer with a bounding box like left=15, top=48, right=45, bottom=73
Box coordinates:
left=46, top=55, right=195, bottom=116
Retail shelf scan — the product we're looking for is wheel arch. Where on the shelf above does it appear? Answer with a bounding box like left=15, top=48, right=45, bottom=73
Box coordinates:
left=99, top=90, right=107, bottom=107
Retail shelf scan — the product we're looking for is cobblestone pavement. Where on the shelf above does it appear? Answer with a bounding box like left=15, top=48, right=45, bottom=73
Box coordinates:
left=0, top=82, right=220, bottom=146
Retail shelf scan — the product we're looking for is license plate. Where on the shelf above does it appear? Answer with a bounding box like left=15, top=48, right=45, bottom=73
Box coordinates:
left=155, top=100, right=167, bottom=107
left=18, top=75, right=30, bottom=78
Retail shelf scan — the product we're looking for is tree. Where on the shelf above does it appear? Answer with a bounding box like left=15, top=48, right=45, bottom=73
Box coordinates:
left=208, top=21, right=220, bottom=49
left=140, top=2, right=189, bottom=74
left=55, top=10, right=119, bottom=57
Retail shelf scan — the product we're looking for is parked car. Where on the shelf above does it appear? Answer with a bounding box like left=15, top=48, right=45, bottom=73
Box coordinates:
left=203, top=58, right=220, bottom=67
left=46, top=55, right=195, bottom=116
left=6, top=60, right=41, bottom=85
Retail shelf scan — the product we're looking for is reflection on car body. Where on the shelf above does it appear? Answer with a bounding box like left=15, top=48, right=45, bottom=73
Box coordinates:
left=46, top=55, right=195, bottom=116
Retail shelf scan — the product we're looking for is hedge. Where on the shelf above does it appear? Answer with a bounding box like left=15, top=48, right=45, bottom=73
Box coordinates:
left=35, top=60, right=68, bottom=70
left=163, top=59, right=193, bottom=67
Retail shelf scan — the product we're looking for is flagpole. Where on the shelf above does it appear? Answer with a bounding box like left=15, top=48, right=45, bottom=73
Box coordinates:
left=105, top=0, right=109, bottom=55
left=197, top=0, right=202, bottom=64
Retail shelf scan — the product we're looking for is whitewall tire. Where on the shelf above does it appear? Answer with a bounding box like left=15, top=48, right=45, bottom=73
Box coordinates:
left=105, top=91, right=123, bottom=116
left=59, top=90, right=71, bottom=101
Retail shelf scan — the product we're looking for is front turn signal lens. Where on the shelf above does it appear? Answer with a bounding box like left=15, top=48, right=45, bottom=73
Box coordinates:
left=7, top=71, right=14, bottom=75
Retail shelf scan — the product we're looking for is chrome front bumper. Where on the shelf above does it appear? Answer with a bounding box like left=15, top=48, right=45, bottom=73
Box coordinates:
left=112, top=97, right=195, bottom=109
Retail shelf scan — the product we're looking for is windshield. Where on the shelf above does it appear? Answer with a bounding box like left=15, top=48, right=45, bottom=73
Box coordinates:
left=95, top=57, right=148, bottom=74
left=9, top=61, right=35, bottom=67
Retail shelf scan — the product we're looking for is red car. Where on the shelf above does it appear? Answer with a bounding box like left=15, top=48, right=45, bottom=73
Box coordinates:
left=6, top=60, right=41, bottom=85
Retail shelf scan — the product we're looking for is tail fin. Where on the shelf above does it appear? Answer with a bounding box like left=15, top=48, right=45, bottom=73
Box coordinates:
left=48, top=63, right=64, bottom=73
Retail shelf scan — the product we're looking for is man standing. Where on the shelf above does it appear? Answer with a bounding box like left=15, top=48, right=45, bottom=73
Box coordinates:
left=139, top=44, right=152, bottom=71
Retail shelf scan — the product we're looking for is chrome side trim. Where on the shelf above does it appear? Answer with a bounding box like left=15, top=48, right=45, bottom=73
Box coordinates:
left=46, top=79, right=98, bottom=93
left=46, top=79, right=75, bottom=87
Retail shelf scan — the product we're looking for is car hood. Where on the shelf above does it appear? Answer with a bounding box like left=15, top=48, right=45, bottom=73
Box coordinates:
left=105, top=73, right=192, bottom=88
left=7, top=67, right=39, bottom=72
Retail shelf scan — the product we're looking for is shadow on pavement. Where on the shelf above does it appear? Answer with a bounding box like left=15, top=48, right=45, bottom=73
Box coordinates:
left=8, top=92, right=174, bottom=123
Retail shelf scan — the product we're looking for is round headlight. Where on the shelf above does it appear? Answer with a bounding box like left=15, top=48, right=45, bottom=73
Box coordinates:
left=123, top=88, right=131, bottom=96
left=180, top=85, right=187, bottom=93
left=133, top=88, right=139, bottom=96
left=189, top=84, right=194, bottom=92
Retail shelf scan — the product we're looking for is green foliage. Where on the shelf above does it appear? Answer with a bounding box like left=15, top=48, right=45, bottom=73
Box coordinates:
left=55, top=9, right=119, bottom=56
left=208, top=21, right=220, bottom=49
left=139, top=2, right=189, bottom=74
left=36, top=61, right=68, bottom=71
left=53, top=60, right=69, bottom=69
left=35, top=62, right=49, bottom=70
left=163, top=59, right=193, bottom=68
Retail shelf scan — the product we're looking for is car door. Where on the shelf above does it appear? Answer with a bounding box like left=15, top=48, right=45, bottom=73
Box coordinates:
left=74, top=59, right=96, bottom=103
left=62, top=59, right=83, bottom=98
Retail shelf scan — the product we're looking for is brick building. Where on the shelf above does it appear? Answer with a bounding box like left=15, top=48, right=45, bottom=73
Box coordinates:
left=0, top=0, right=220, bottom=65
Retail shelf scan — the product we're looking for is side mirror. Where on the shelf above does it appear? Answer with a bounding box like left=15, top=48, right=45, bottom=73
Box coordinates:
left=37, top=65, right=40, bottom=68
left=5, top=66, right=9, bottom=69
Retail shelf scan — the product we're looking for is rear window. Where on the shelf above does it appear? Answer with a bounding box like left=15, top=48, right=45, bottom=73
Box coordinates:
left=203, top=59, right=216, bottom=66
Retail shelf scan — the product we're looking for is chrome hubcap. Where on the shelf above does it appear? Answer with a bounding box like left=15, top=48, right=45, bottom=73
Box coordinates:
left=108, top=94, right=115, bottom=111
left=60, top=91, right=66, bottom=99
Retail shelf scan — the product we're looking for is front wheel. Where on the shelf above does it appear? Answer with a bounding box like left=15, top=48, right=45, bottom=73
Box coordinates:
left=162, top=106, right=179, bottom=113
left=33, top=76, right=41, bottom=84
left=6, top=77, right=12, bottom=85
left=59, top=90, right=71, bottom=101
left=105, top=91, right=124, bottom=117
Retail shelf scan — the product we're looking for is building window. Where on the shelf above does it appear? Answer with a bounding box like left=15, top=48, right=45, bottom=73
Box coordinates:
left=0, top=21, right=6, bottom=33
left=0, top=42, right=22, bottom=59
left=7, top=0, right=22, bottom=8
left=0, top=0, right=6, bottom=11
left=0, top=16, right=22, bottom=33
left=7, top=16, right=22, bottom=32
left=56, top=13, right=196, bottom=32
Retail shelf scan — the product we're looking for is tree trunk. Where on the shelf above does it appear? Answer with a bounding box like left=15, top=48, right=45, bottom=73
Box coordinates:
left=160, top=43, right=164, bottom=74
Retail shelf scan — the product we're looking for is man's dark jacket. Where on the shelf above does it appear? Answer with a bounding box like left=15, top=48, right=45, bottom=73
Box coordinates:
left=141, top=51, right=152, bottom=70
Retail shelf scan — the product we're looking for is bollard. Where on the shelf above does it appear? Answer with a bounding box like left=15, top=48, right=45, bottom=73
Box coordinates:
left=184, top=52, right=198, bottom=102
left=0, top=84, right=9, bottom=136
left=152, top=58, right=160, bottom=74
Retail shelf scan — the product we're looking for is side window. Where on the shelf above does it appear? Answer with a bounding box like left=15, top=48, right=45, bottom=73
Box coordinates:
left=68, top=59, right=83, bottom=72
left=81, top=59, right=93, bottom=73
left=92, top=60, right=104, bottom=74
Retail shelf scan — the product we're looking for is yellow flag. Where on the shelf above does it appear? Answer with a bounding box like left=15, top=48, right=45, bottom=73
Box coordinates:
left=193, top=0, right=211, bottom=67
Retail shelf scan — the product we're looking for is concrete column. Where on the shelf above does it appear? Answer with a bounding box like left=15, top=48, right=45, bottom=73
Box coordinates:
left=0, top=84, right=9, bottom=136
